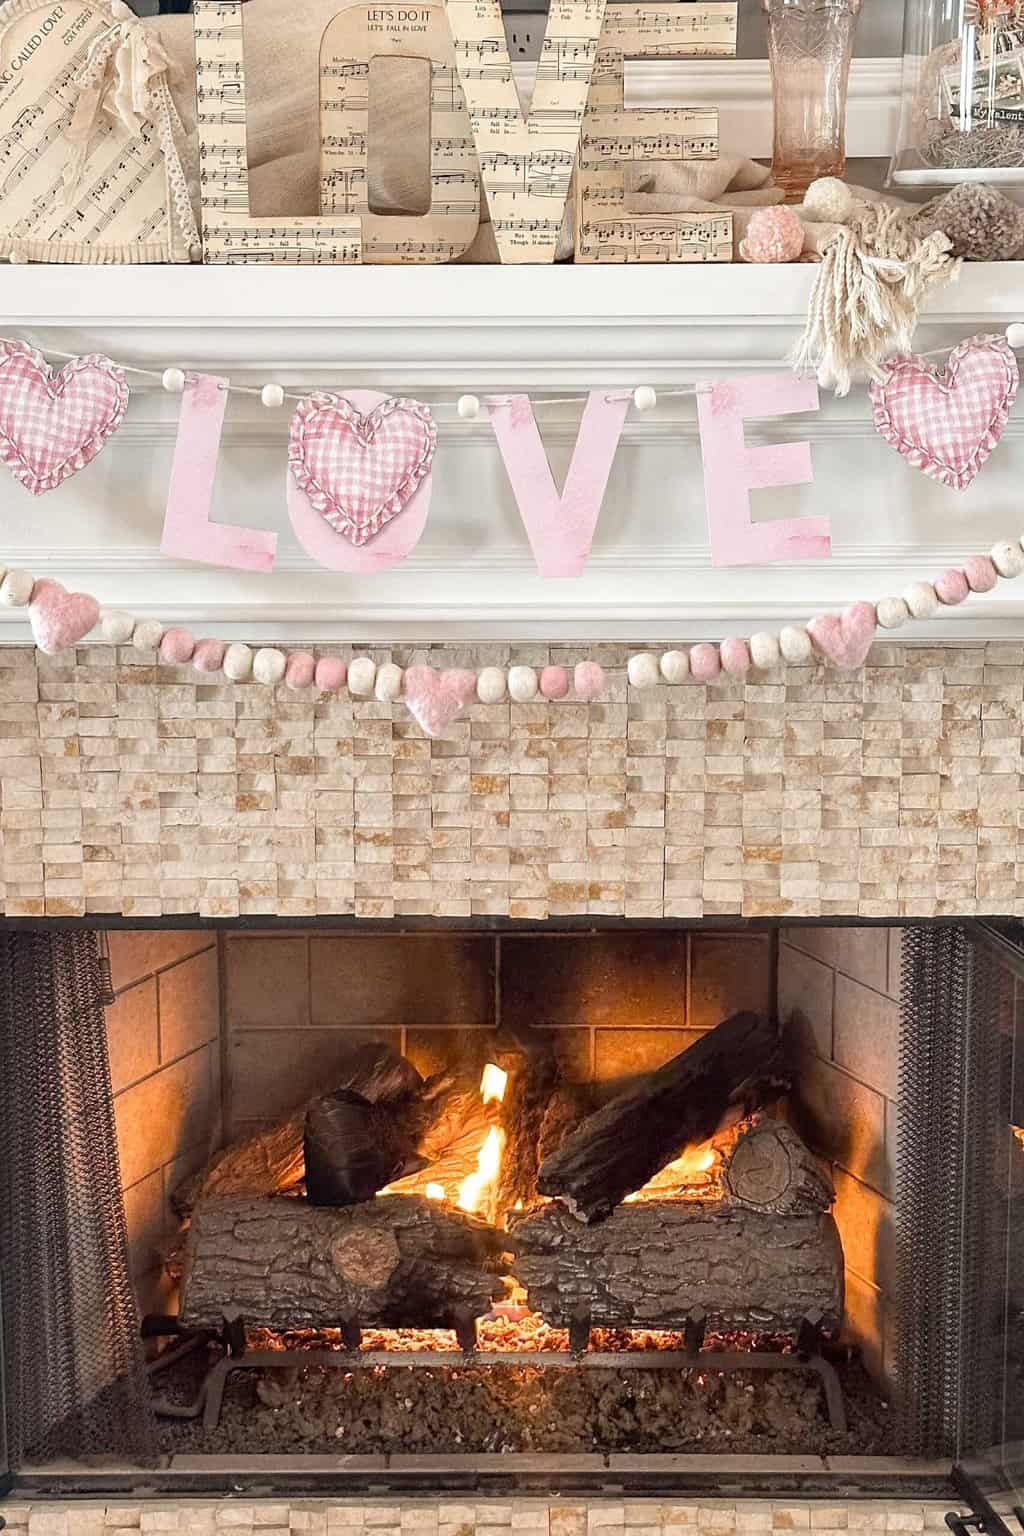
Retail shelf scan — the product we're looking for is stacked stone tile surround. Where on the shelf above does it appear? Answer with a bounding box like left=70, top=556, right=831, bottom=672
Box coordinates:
left=2, top=641, right=1023, bottom=919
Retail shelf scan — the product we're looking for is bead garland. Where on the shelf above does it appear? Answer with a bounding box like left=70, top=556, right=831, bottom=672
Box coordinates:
left=1, top=536, right=1022, bottom=707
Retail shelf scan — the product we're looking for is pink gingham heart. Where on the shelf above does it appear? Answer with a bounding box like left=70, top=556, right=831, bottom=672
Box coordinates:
left=288, top=393, right=436, bottom=546
left=28, top=579, right=100, bottom=655
left=403, top=667, right=477, bottom=739
left=0, top=341, right=129, bottom=495
left=870, top=335, right=1018, bottom=492
left=808, top=602, right=878, bottom=671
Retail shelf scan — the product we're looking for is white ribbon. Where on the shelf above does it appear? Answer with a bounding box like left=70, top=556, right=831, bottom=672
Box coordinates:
left=63, top=4, right=173, bottom=198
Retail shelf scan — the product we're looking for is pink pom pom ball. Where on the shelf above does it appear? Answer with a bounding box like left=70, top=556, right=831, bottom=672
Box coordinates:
left=192, top=638, right=226, bottom=673
left=160, top=627, right=196, bottom=664
left=314, top=657, right=347, bottom=693
left=689, top=643, right=722, bottom=682
left=964, top=555, right=999, bottom=594
left=934, top=569, right=970, bottom=607
left=539, top=664, right=570, bottom=700
left=720, top=637, right=751, bottom=677
left=573, top=661, right=606, bottom=701
left=739, top=205, right=804, bottom=264
left=285, top=651, right=316, bottom=689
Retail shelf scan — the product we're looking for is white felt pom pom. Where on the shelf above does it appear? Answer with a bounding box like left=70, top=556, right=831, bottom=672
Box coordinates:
left=477, top=666, right=507, bottom=704
left=261, top=383, right=285, bottom=409
left=101, top=610, right=135, bottom=644
left=223, top=642, right=253, bottom=681
left=131, top=618, right=164, bottom=651
left=992, top=540, right=1024, bottom=579
left=876, top=596, right=910, bottom=630
left=627, top=652, right=661, bottom=689
left=252, top=646, right=286, bottom=686
left=659, top=649, right=689, bottom=684
left=633, top=386, right=657, bottom=413
left=749, top=632, right=781, bottom=670
left=1006, top=322, right=1024, bottom=351
left=802, top=177, right=855, bottom=224
left=508, top=664, right=539, bottom=703
left=347, top=657, right=377, bottom=697
left=903, top=581, right=939, bottom=619
left=457, top=395, right=481, bottom=420
left=779, top=625, right=813, bottom=664
left=374, top=661, right=404, bottom=702
left=162, top=367, right=186, bottom=394
left=0, top=569, right=35, bottom=606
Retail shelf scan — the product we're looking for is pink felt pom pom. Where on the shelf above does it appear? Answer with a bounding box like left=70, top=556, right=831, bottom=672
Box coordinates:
left=573, top=661, right=606, bottom=701
left=720, top=637, right=751, bottom=677
left=159, top=627, right=195, bottom=664
left=539, top=665, right=569, bottom=700
left=689, top=643, right=722, bottom=682
left=934, top=569, right=970, bottom=606
left=739, top=205, right=804, bottom=264
left=27, top=579, right=100, bottom=655
left=314, top=657, right=347, bottom=693
left=285, top=651, right=316, bottom=689
left=964, top=554, right=999, bottom=593
left=192, top=638, right=226, bottom=674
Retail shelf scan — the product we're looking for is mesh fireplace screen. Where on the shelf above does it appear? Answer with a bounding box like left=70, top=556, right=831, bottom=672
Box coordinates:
left=0, top=930, right=157, bottom=1467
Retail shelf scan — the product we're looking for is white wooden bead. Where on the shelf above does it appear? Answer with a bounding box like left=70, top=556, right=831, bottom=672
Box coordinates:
left=749, top=632, right=781, bottom=670
left=131, top=618, right=164, bottom=651
left=627, top=652, right=661, bottom=689
left=779, top=625, right=812, bottom=664
left=252, top=646, right=286, bottom=685
left=659, top=649, right=689, bottom=684
left=374, top=661, right=404, bottom=702
left=876, top=596, right=910, bottom=630
left=457, top=395, right=481, bottom=420
left=223, top=642, right=253, bottom=681
left=903, top=581, right=939, bottom=619
left=476, top=666, right=507, bottom=704
left=633, top=386, right=657, bottom=413
left=508, top=664, right=539, bottom=703
left=1007, top=322, right=1024, bottom=351
left=0, top=569, right=34, bottom=606
left=261, top=383, right=285, bottom=409
left=101, top=610, right=135, bottom=644
left=162, top=367, right=186, bottom=394
left=991, top=540, right=1024, bottom=579
left=347, top=657, right=377, bottom=697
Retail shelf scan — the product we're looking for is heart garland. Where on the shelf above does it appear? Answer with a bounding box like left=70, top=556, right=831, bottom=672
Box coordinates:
left=288, top=393, right=437, bottom=546
left=0, top=341, right=129, bottom=495
left=870, top=334, right=1019, bottom=492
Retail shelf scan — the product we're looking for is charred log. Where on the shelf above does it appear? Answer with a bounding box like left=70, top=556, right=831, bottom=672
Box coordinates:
left=497, top=1052, right=591, bottom=1215
left=537, top=1012, right=788, bottom=1222
left=179, top=1194, right=508, bottom=1332
left=305, top=1090, right=428, bottom=1206
left=724, top=1118, right=834, bottom=1215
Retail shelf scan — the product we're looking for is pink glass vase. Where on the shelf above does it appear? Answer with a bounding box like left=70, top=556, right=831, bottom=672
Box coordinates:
left=763, top=0, right=862, bottom=202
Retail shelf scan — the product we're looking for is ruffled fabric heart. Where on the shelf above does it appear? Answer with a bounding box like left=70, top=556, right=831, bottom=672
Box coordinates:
left=403, top=666, right=477, bottom=738
left=0, top=341, right=129, bottom=495
left=870, top=335, right=1018, bottom=492
left=288, top=393, right=436, bottom=546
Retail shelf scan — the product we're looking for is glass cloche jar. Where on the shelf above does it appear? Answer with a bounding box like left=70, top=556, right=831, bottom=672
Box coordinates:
left=889, top=0, right=1024, bottom=186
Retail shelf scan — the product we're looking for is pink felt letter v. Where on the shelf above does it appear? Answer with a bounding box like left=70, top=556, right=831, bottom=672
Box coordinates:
left=489, top=392, right=630, bottom=578
left=697, top=374, right=829, bottom=568
left=162, top=373, right=277, bottom=573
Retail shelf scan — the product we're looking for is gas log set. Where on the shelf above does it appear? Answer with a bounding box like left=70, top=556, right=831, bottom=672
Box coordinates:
left=153, top=1012, right=850, bottom=1440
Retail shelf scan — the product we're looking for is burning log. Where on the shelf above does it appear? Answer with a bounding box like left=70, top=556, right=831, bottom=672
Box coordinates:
left=179, top=1194, right=508, bottom=1333
left=723, top=1118, right=834, bottom=1215
left=537, top=1012, right=788, bottom=1223
left=497, top=1051, right=591, bottom=1215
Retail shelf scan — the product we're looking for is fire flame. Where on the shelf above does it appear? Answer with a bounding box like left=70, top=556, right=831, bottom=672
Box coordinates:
left=481, top=1063, right=508, bottom=1104
left=623, top=1138, right=721, bottom=1203
left=457, top=1063, right=508, bottom=1214
left=425, top=1182, right=445, bottom=1201
left=1013, top=1126, right=1024, bottom=1151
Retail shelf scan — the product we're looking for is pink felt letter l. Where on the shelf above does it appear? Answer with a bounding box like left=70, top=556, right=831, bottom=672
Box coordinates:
left=488, top=392, right=631, bottom=578
left=162, top=373, right=277, bottom=573
left=697, top=375, right=829, bottom=567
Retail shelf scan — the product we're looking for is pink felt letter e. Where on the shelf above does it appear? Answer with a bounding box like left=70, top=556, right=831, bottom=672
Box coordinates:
left=697, top=374, right=829, bottom=567
left=162, top=373, right=277, bottom=573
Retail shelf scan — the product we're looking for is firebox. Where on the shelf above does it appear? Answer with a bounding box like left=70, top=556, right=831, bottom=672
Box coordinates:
left=0, top=919, right=1021, bottom=1512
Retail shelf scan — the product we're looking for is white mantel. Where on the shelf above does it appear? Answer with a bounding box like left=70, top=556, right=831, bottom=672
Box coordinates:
left=3, top=263, right=1024, bottom=642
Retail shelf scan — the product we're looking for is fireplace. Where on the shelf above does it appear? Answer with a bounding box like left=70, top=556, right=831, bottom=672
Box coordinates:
left=1, top=918, right=1021, bottom=1505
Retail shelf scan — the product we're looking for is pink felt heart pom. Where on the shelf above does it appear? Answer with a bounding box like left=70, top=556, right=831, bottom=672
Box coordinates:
left=720, top=638, right=751, bottom=677
left=28, top=579, right=100, bottom=654
left=964, top=554, right=999, bottom=593
left=539, top=665, right=569, bottom=700
left=192, top=638, right=227, bottom=674
left=808, top=602, right=878, bottom=670
left=314, top=657, right=347, bottom=693
left=689, top=643, right=722, bottom=682
left=573, top=661, right=606, bottom=701
left=160, top=627, right=195, bottom=664
left=403, top=666, right=477, bottom=738
left=285, top=651, right=316, bottom=689
left=933, top=569, right=970, bottom=606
